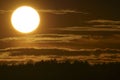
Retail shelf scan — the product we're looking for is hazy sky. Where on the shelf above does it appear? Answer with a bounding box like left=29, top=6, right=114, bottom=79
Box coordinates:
left=0, top=0, right=120, bottom=64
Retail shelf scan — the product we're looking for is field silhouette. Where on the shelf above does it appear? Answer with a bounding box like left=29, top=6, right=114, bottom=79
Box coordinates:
left=0, top=60, right=120, bottom=80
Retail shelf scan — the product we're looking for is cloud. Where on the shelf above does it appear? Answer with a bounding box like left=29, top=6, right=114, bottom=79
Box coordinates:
left=83, top=19, right=120, bottom=31
left=0, top=47, right=120, bottom=64
left=0, top=33, right=120, bottom=49
left=1, top=47, right=120, bottom=56
left=88, top=19, right=120, bottom=24
left=0, top=34, right=82, bottom=43
left=38, top=9, right=88, bottom=14
left=51, top=26, right=120, bottom=31
left=0, top=9, right=88, bottom=15
left=48, top=19, right=120, bottom=32
left=0, top=10, right=12, bottom=14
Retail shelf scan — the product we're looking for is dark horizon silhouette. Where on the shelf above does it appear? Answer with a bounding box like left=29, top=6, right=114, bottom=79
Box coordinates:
left=0, top=60, right=120, bottom=80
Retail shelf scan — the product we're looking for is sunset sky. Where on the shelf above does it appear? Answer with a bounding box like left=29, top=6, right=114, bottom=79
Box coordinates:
left=0, top=0, right=120, bottom=64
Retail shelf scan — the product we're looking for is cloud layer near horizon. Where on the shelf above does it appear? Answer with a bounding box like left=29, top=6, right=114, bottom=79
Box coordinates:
left=0, top=47, right=120, bottom=64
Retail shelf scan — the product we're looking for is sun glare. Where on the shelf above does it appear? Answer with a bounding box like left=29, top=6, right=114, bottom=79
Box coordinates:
left=11, top=6, right=40, bottom=33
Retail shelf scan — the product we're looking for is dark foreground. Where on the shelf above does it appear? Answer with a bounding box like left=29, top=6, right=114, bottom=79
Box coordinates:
left=0, top=60, right=120, bottom=80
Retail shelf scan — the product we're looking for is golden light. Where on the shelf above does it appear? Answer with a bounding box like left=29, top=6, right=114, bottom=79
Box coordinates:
left=11, top=6, right=40, bottom=33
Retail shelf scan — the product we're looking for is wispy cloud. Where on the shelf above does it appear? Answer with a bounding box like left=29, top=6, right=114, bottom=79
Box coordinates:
left=51, top=26, right=120, bottom=31
left=85, top=19, right=120, bottom=31
left=38, top=9, right=88, bottom=14
left=88, top=19, right=120, bottom=25
left=0, top=33, right=120, bottom=49
left=0, top=10, right=12, bottom=14
left=0, top=9, right=88, bottom=15
left=0, top=34, right=82, bottom=43
left=49, top=19, right=120, bottom=32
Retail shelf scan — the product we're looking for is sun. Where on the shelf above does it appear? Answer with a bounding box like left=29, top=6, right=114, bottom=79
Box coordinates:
left=11, top=6, right=40, bottom=33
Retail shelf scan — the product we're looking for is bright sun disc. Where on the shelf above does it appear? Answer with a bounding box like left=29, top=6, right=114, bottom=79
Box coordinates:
left=11, top=6, right=40, bottom=33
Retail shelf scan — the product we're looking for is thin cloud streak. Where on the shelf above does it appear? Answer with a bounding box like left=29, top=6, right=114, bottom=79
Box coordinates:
left=0, top=10, right=12, bottom=14
left=0, top=34, right=82, bottom=43
left=0, top=9, right=88, bottom=15
left=48, top=19, right=120, bottom=31
left=51, top=26, right=120, bottom=31
left=38, top=9, right=88, bottom=14
left=88, top=19, right=120, bottom=24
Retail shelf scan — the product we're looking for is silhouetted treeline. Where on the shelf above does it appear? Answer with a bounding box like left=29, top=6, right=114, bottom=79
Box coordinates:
left=0, top=60, right=120, bottom=80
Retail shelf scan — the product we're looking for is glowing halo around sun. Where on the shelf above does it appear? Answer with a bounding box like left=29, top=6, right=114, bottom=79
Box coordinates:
left=11, top=6, right=40, bottom=33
